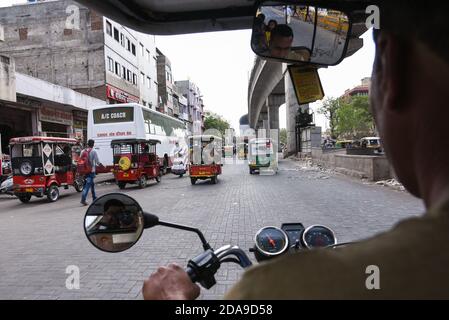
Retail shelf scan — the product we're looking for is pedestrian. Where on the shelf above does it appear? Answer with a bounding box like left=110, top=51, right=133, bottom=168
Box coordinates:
left=80, top=139, right=102, bottom=206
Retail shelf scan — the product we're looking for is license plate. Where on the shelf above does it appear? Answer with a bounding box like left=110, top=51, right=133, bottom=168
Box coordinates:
left=123, top=173, right=129, bottom=177
left=25, top=188, right=34, bottom=193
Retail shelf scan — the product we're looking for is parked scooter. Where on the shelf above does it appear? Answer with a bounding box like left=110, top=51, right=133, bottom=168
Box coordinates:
left=84, top=194, right=348, bottom=290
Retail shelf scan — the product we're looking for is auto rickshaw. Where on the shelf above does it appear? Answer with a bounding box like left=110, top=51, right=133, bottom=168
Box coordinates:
left=189, top=135, right=222, bottom=185
left=9, top=136, right=84, bottom=203
left=248, top=138, right=277, bottom=174
left=111, top=139, right=161, bottom=189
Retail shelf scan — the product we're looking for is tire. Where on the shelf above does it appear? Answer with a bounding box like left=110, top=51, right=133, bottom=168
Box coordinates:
left=249, top=168, right=254, bottom=175
left=46, top=185, right=60, bottom=202
left=20, top=160, right=34, bottom=176
left=179, top=174, right=183, bottom=178
left=18, top=194, right=32, bottom=203
left=211, top=176, right=217, bottom=184
left=156, top=173, right=161, bottom=183
left=138, top=175, right=147, bottom=189
left=74, top=177, right=85, bottom=192
left=190, top=178, right=196, bottom=185
left=118, top=182, right=126, bottom=189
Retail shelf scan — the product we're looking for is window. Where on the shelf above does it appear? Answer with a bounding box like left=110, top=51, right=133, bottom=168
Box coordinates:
left=141, top=72, right=145, bottom=85
left=113, top=28, right=119, bottom=41
left=126, top=38, right=131, bottom=51
left=115, top=61, right=121, bottom=76
left=127, top=70, right=132, bottom=82
left=122, top=66, right=126, bottom=79
left=132, top=73, right=137, bottom=85
left=106, top=20, right=112, bottom=36
left=147, top=77, right=151, bottom=89
left=107, top=57, right=114, bottom=72
left=146, top=49, right=151, bottom=62
left=131, top=43, right=136, bottom=56
left=140, top=43, right=144, bottom=56
left=120, top=33, right=125, bottom=47
left=142, top=100, right=147, bottom=106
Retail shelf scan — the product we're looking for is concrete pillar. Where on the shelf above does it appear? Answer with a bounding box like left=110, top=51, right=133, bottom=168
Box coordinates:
left=285, top=74, right=308, bottom=156
left=266, top=95, right=283, bottom=152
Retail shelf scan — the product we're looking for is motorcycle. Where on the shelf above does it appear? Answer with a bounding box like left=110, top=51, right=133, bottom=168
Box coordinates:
left=84, top=193, right=349, bottom=290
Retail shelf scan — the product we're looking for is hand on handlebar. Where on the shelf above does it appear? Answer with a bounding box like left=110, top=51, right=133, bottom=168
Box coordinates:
left=142, top=263, right=200, bottom=300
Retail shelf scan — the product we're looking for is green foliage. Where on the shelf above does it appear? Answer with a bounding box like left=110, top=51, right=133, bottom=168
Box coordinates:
left=203, top=112, right=230, bottom=136
left=335, top=96, right=375, bottom=139
left=279, top=128, right=287, bottom=146
left=318, top=96, right=375, bottom=139
left=317, top=97, right=340, bottom=139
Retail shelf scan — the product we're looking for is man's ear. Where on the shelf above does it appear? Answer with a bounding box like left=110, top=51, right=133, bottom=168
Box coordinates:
left=376, top=32, right=407, bottom=113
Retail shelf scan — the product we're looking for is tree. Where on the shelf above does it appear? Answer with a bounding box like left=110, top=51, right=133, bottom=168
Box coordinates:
left=203, top=112, right=230, bottom=136
left=335, top=96, right=375, bottom=139
left=317, top=97, right=340, bottom=139
left=279, top=128, right=287, bottom=146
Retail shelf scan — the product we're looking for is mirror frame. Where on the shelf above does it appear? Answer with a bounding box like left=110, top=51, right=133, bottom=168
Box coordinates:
left=83, top=193, right=145, bottom=253
left=251, top=1, right=353, bottom=66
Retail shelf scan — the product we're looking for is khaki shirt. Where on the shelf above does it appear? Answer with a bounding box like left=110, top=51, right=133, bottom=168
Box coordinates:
left=225, top=195, right=449, bottom=299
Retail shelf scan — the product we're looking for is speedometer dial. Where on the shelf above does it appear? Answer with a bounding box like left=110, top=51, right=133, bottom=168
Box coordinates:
left=254, top=226, right=289, bottom=256
left=302, top=225, right=337, bottom=248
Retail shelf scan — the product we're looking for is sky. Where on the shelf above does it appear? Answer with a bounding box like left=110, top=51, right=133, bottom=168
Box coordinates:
left=2, top=0, right=376, bottom=131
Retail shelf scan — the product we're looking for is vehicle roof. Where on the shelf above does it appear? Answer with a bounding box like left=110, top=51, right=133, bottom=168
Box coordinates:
left=9, top=136, right=78, bottom=144
left=189, top=135, right=222, bottom=141
left=249, top=138, right=272, bottom=143
left=110, top=139, right=161, bottom=145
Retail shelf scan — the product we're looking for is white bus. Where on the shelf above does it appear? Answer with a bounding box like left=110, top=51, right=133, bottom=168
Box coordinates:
left=88, top=103, right=188, bottom=169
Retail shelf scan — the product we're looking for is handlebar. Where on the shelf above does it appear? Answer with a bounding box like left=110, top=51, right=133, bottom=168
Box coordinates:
left=186, top=245, right=252, bottom=289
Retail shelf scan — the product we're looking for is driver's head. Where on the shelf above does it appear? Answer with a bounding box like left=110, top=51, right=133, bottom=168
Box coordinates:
left=269, top=24, right=293, bottom=59
left=370, top=1, right=449, bottom=205
left=104, top=199, right=125, bottom=215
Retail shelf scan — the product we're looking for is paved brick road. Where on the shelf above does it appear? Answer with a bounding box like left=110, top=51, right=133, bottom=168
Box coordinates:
left=0, top=158, right=424, bottom=299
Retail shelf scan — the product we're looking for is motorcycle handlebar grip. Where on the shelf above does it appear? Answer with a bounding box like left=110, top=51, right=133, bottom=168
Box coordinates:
left=186, top=266, right=198, bottom=283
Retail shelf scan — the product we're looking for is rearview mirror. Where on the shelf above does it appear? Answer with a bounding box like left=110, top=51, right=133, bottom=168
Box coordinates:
left=251, top=4, right=351, bottom=65
left=84, top=193, right=145, bottom=253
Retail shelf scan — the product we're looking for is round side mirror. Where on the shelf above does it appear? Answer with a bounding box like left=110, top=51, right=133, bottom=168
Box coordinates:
left=84, top=193, right=144, bottom=253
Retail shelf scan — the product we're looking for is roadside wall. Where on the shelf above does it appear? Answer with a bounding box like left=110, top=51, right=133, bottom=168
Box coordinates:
left=310, top=147, right=392, bottom=181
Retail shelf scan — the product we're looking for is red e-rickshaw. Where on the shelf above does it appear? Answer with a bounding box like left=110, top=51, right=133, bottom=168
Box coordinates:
left=111, top=139, right=162, bottom=189
left=9, top=136, right=84, bottom=203
left=189, top=135, right=223, bottom=185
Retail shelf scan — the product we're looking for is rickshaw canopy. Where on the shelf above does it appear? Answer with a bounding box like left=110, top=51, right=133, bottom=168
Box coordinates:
left=9, top=136, right=78, bottom=145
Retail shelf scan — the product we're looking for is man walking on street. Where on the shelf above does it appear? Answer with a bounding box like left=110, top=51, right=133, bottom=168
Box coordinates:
left=81, top=139, right=102, bottom=206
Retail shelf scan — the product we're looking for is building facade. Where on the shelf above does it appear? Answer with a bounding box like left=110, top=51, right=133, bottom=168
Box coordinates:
left=175, top=80, right=204, bottom=135
left=0, top=0, right=158, bottom=107
left=0, top=55, right=104, bottom=153
left=156, top=48, right=175, bottom=116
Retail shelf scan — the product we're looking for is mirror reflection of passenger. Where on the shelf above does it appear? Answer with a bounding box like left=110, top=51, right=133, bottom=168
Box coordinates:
left=265, top=19, right=278, bottom=44
left=251, top=13, right=268, bottom=53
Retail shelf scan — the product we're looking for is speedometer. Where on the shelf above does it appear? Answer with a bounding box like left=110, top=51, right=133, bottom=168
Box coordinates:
left=254, top=226, right=289, bottom=256
left=302, top=225, right=337, bottom=248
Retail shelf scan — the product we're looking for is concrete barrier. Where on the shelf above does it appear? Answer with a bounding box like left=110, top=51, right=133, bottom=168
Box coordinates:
left=334, top=154, right=391, bottom=181
left=309, top=147, right=392, bottom=181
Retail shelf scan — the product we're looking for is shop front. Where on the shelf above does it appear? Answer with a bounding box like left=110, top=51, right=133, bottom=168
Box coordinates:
left=0, top=102, right=34, bottom=154
left=73, top=110, right=88, bottom=144
left=38, top=106, right=74, bottom=138
left=106, top=85, right=139, bottom=104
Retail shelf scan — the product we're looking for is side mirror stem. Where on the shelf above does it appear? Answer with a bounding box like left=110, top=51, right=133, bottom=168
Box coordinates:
left=158, top=220, right=212, bottom=251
